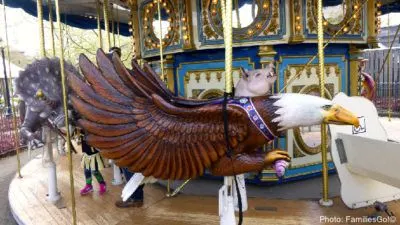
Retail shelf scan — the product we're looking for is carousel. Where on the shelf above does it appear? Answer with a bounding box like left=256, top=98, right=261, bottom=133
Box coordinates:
left=2, top=0, right=400, bottom=224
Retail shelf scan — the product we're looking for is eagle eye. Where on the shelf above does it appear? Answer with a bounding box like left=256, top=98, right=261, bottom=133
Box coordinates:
left=322, top=105, right=332, bottom=110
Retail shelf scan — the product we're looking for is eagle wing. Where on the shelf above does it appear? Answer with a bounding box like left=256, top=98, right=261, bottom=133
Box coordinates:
left=68, top=49, right=250, bottom=180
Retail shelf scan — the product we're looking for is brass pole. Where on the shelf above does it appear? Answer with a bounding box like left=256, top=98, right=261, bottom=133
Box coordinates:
left=37, top=0, right=46, bottom=57
left=157, top=0, right=165, bottom=82
left=103, top=0, right=111, bottom=50
left=48, top=0, right=56, bottom=56
left=221, top=0, right=233, bottom=94
left=55, top=0, right=77, bottom=223
left=387, top=14, right=391, bottom=121
left=317, top=0, right=332, bottom=207
left=96, top=0, right=103, bottom=49
left=116, top=3, right=121, bottom=47
left=2, top=0, right=22, bottom=178
left=110, top=3, right=115, bottom=47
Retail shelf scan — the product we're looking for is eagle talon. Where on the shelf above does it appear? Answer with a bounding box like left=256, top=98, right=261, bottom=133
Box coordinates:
left=264, top=149, right=291, bottom=167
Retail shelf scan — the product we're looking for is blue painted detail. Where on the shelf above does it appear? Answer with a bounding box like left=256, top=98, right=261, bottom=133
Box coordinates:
left=301, top=0, right=364, bottom=39
left=283, top=162, right=335, bottom=177
left=196, top=0, right=286, bottom=46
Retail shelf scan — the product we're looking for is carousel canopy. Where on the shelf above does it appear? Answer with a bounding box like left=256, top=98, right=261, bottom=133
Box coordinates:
left=3, top=0, right=131, bottom=36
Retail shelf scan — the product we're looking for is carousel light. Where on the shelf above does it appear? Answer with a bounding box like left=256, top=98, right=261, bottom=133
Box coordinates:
left=376, top=2, right=382, bottom=8
left=129, top=28, right=133, bottom=32
left=263, top=3, right=268, bottom=9
left=149, top=3, right=153, bottom=7
left=212, top=0, right=218, bottom=4
left=182, top=17, right=186, bottom=22
left=163, top=2, right=167, bottom=7
left=376, top=11, right=382, bottom=16
left=353, top=5, right=358, bottom=10
left=144, top=26, right=148, bottom=29
left=182, top=26, right=187, bottom=31
left=152, top=43, right=156, bottom=47
left=144, top=17, right=148, bottom=21
left=168, top=18, right=172, bottom=22
left=256, top=23, right=262, bottom=29
left=146, top=9, right=150, bottom=13
left=295, top=25, right=301, bottom=31
left=153, top=0, right=157, bottom=3
left=162, top=41, right=166, bottom=45
left=323, top=21, right=328, bottom=26
left=168, top=26, right=172, bottom=31
left=183, top=35, right=188, bottom=40
left=128, top=21, right=132, bottom=25
left=148, top=39, right=152, bottom=43
left=353, top=14, right=357, bottom=19
left=295, top=16, right=301, bottom=21
left=247, top=29, right=253, bottom=35
left=343, top=27, right=349, bottom=32
left=166, top=35, right=170, bottom=39
left=166, top=9, right=170, bottom=13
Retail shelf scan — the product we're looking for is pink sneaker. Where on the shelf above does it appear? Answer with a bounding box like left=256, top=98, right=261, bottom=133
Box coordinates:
left=99, top=183, right=107, bottom=195
left=80, top=184, right=93, bottom=196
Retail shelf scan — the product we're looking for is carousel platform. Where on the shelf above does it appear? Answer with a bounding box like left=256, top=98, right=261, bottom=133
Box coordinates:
left=8, top=151, right=400, bottom=225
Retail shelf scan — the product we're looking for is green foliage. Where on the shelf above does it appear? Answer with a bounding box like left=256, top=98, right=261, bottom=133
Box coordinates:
left=46, top=24, right=134, bottom=68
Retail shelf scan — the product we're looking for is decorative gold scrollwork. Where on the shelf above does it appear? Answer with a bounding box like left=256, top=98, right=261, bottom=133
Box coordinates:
left=141, top=0, right=180, bottom=50
left=201, top=0, right=281, bottom=41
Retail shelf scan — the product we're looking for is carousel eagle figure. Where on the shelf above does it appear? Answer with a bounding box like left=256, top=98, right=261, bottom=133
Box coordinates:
left=67, top=49, right=360, bottom=180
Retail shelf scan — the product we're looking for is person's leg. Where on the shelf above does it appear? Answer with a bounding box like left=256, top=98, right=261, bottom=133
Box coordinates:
left=80, top=169, right=93, bottom=195
left=115, top=168, right=144, bottom=208
left=132, top=184, right=145, bottom=201
left=122, top=167, right=133, bottom=181
left=93, top=159, right=107, bottom=194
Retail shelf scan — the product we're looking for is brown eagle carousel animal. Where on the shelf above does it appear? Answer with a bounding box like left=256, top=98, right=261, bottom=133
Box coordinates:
left=67, top=49, right=360, bottom=180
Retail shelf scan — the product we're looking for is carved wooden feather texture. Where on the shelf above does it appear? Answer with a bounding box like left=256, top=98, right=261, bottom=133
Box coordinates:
left=67, top=49, right=285, bottom=180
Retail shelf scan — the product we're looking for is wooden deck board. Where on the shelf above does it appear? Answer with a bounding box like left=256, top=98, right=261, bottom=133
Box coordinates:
left=8, top=151, right=400, bottom=225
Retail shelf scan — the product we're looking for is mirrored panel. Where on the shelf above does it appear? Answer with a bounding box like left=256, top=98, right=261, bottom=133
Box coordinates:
left=232, top=0, right=259, bottom=28
left=152, top=8, right=171, bottom=39
left=322, top=0, right=346, bottom=25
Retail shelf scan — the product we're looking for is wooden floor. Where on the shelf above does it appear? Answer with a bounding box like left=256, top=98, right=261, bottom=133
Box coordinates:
left=8, top=152, right=400, bottom=225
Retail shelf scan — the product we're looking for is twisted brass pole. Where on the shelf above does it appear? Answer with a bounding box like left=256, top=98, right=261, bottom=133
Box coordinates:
left=96, top=0, right=103, bottom=49
left=47, top=0, right=56, bottom=56
left=55, top=0, right=77, bottom=223
left=317, top=0, right=332, bottom=207
left=37, top=0, right=46, bottom=57
left=157, top=0, right=165, bottom=82
left=103, top=0, right=111, bottom=50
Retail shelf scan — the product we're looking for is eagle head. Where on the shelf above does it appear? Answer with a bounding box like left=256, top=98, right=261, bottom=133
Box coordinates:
left=271, top=93, right=360, bottom=131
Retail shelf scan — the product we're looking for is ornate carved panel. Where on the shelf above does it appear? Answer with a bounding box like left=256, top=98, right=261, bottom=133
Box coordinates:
left=198, top=0, right=286, bottom=45
left=184, top=69, right=242, bottom=98
left=139, top=0, right=193, bottom=57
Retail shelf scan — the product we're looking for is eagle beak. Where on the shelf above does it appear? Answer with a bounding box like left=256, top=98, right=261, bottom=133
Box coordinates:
left=323, top=104, right=360, bottom=127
